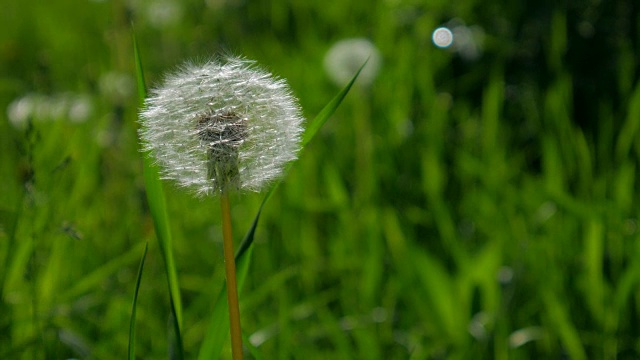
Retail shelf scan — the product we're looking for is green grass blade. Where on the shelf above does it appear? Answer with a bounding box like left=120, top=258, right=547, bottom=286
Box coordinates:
left=302, top=59, right=369, bottom=148
left=133, top=32, right=147, bottom=104
left=128, top=242, right=148, bottom=360
left=133, top=27, right=184, bottom=359
left=542, top=290, right=587, bottom=360
left=197, top=285, right=230, bottom=360
left=234, top=187, right=274, bottom=261
left=60, top=242, right=146, bottom=301
left=235, top=59, right=368, bottom=259
left=197, top=60, right=366, bottom=359
left=615, top=81, right=640, bottom=161
left=302, top=59, right=368, bottom=147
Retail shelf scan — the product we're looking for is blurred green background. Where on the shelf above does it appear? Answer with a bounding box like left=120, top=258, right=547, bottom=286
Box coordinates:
left=2, top=0, right=640, bottom=358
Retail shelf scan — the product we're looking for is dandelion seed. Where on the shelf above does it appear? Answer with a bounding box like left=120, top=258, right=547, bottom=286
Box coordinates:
left=138, top=56, right=304, bottom=196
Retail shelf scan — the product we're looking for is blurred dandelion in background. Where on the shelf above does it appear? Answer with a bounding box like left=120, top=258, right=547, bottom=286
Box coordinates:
left=323, top=38, right=381, bottom=88
left=7, top=93, right=93, bottom=130
left=144, top=0, right=183, bottom=28
left=433, top=20, right=485, bottom=61
left=451, top=23, right=484, bottom=61
left=99, top=71, right=135, bottom=104
left=205, top=0, right=240, bottom=10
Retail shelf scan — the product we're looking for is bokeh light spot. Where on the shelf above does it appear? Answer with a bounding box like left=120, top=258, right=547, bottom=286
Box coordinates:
left=432, top=27, right=453, bottom=48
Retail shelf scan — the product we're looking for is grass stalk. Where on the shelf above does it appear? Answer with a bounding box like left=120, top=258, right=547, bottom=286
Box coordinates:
left=220, top=192, right=243, bottom=359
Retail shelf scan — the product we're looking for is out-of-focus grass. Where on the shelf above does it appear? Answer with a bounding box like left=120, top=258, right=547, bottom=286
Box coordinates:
left=1, top=1, right=640, bottom=359
left=133, top=30, right=184, bottom=359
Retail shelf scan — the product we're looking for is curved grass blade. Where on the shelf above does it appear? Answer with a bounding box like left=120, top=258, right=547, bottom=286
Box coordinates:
left=128, top=242, right=148, bottom=360
left=133, top=29, right=147, bottom=104
left=197, top=60, right=367, bottom=359
left=302, top=58, right=369, bottom=147
left=60, top=241, right=146, bottom=301
left=133, top=27, right=184, bottom=359
left=235, top=58, right=369, bottom=260
left=234, top=187, right=274, bottom=261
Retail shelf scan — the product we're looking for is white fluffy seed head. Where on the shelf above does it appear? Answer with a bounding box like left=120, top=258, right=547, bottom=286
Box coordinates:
left=139, top=56, right=304, bottom=196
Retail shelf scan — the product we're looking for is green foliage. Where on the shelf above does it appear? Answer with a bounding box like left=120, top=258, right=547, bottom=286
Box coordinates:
left=129, top=242, right=148, bottom=360
left=133, top=32, right=184, bottom=359
left=2, top=1, right=640, bottom=359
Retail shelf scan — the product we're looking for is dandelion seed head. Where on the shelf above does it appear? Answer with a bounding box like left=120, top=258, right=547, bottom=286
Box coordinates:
left=139, top=56, right=304, bottom=196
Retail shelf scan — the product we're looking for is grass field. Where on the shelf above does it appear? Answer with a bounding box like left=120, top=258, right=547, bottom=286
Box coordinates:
left=2, top=1, right=640, bottom=359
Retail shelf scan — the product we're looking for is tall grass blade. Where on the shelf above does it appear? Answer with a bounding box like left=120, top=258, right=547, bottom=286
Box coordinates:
left=61, top=242, right=146, bottom=301
left=133, top=27, right=184, bottom=359
left=616, top=81, right=640, bottom=161
left=133, top=30, right=147, bottom=104
left=302, top=58, right=369, bottom=147
left=542, top=290, right=587, bottom=360
left=197, top=60, right=367, bottom=359
left=128, top=242, right=148, bottom=360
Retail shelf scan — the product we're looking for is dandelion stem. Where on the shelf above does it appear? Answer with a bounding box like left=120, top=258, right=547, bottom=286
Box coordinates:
left=220, top=192, right=243, bottom=360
